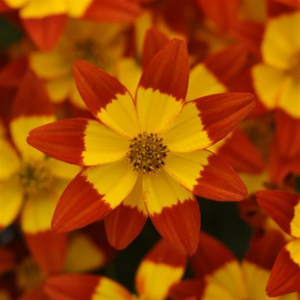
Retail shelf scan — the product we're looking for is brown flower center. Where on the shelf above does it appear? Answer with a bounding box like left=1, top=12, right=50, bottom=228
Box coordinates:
left=127, top=132, right=169, bottom=174
left=16, top=257, right=45, bottom=291
left=288, top=51, right=300, bottom=80
left=12, top=159, right=54, bottom=197
left=59, top=37, right=106, bottom=69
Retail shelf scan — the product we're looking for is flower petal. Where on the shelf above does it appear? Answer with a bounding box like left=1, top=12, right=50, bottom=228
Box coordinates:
left=135, top=239, right=187, bottom=299
left=44, top=274, right=131, bottom=300
left=0, top=139, right=20, bottom=181
left=278, top=76, right=300, bottom=119
left=169, top=279, right=207, bottom=300
left=105, top=176, right=147, bottom=250
left=116, top=58, right=142, bottom=97
left=243, top=230, right=287, bottom=271
left=136, top=39, right=189, bottom=134
left=19, top=286, right=48, bottom=300
left=212, top=129, right=265, bottom=174
left=262, top=12, right=300, bottom=69
left=0, top=57, right=28, bottom=87
left=20, top=183, right=68, bottom=275
left=191, top=232, right=246, bottom=299
left=45, top=77, right=72, bottom=103
left=187, top=64, right=226, bottom=101
left=241, top=230, right=294, bottom=300
left=267, top=240, right=300, bottom=297
left=256, top=190, right=300, bottom=238
left=0, top=248, right=14, bottom=275
left=164, top=151, right=247, bottom=201
left=28, top=118, right=128, bottom=166
left=52, top=159, right=137, bottom=232
left=0, top=181, right=23, bottom=230
left=10, top=71, right=55, bottom=159
left=252, top=63, right=286, bottom=111
left=48, top=158, right=81, bottom=180
left=188, top=44, right=249, bottom=101
left=162, top=93, right=255, bottom=152
left=24, top=231, right=67, bottom=276
left=143, top=170, right=200, bottom=255
left=232, top=21, right=264, bottom=58
left=197, top=0, right=239, bottom=32
left=64, top=231, right=106, bottom=273
left=82, top=0, right=141, bottom=22
left=141, top=27, right=169, bottom=69
left=30, top=52, right=70, bottom=79
left=21, top=15, right=67, bottom=51
left=73, top=60, right=139, bottom=139
left=65, top=0, right=91, bottom=17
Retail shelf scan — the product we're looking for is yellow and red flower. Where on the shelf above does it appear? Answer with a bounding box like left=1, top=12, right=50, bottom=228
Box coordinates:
left=252, top=11, right=300, bottom=119
left=0, top=70, right=80, bottom=271
left=0, top=222, right=111, bottom=299
left=257, top=190, right=300, bottom=297
left=27, top=38, right=255, bottom=256
left=0, top=0, right=141, bottom=50
left=30, top=19, right=127, bottom=109
left=44, top=239, right=186, bottom=300
left=170, top=231, right=299, bottom=300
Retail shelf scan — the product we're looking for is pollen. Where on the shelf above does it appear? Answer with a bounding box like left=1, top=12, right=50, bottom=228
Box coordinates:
left=127, top=132, right=169, bottom=174
left=12, top=159, right=54, bottom=196
left=288, top=51, right=300, bottom=80
left=16, top=257, right=45, bottom=292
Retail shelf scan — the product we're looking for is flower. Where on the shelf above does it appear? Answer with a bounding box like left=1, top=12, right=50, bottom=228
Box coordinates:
left=27, top=39, right=255, bottom=255
left=0, top=71, right=79, bottom=267
left=252, top=12, right=300, bottom=119
left=0, top=0, right=141, bottom=50
left=43, top=239, right=186, bottom=300
left=170, top=231, right=299, bottom=300
left=30, top=19, right=127, bottom=109
left=256, top=190, right=300, bottom=297
left=0, top=222, right=111, bottom=299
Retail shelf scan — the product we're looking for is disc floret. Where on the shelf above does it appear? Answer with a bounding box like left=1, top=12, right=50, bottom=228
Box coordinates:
left=12, top=159, right=54, bottom=196
left=127, top=132, right=169, bottom=174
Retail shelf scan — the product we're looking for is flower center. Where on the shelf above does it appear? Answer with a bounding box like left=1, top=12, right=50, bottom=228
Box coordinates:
left=59, top=37, right=106, bottom=70
left=16, top=257, right=45, bottom=291
left=127, top=132, right=169, bottom=174
left=288, top=51, right=300, bottom=80
left=12, top=159, right=54, bottom=197
left=73, top=38, right=105, bottom=66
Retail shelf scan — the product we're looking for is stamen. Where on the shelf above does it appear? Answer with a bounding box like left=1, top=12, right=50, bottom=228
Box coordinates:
left=127, top=132, right=169, bottom=174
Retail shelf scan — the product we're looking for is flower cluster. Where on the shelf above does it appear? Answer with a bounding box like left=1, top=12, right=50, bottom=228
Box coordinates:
left=0, top=0, right=299, bottom=299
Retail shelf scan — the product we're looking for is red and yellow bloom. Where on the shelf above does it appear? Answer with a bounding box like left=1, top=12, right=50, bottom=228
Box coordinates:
left=257, top=190, right=300, bottom=297
left=170, top=231, right=299, bottom=300
left=28, top=38, right=255, bottom=255
left=252, top=11, right=300, bottom=119
left=0, top=71, right=80, bottom=271
left=44, top=239, right=186, bottom=300
left=0, top=0, right=141, bottom=50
